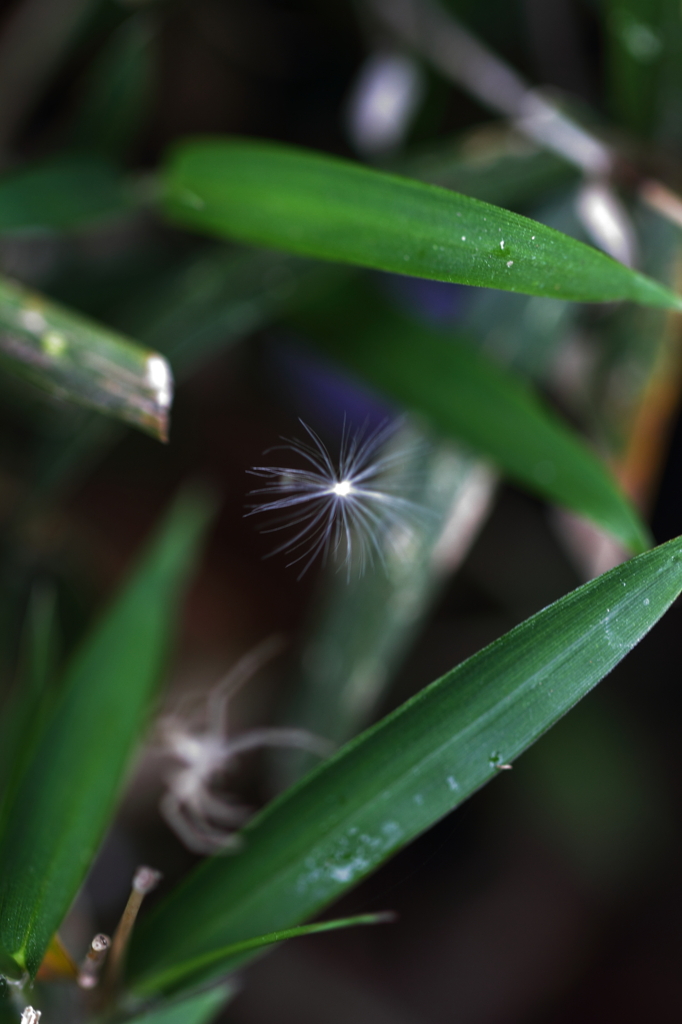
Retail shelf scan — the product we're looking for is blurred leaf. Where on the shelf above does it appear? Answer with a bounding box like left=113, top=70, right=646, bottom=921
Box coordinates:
left=71, top=14, right=156, bottom=158
left=135, top=914, right=393, bottom=995
left=161, top=137, right=682, bottom=310
left=118, top=248, right=329, bottom=377
left=0, top=156, right=130, bottom=232
left=128, top=984, right=234, bottom=1024
left=606, top=0, right=682, bottom=141
left=403, top=131, right=577, bottom=209
left=0, top=989, right=18, bottom=1024
left=0, top=488, right=214, bottom=976
left=0, top=586, right=59, bottom=823
left=130, top=535, right=682, bottom=993
left=0, top=275, right=172, bottom=441
left=291, top=279, right=649, bottom=553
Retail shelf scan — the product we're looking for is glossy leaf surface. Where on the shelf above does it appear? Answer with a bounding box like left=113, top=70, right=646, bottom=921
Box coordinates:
left=162, top=137, right=682, bottom=309
left=0, top=490, right=214, bottom=976
left=292, top=281, right=649, bottom=553
left=0, top=156, right=129, bottom=232
left=0, top=275, right=172, bottom=441
left=130, top=535, right=682, bottom=993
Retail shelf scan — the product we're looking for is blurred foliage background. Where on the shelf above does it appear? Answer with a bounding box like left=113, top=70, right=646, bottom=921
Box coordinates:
left=1, top=0, right=682, bottom=1021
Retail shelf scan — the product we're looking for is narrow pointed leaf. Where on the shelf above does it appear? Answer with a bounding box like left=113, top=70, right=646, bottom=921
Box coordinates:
left=0, top=156, right=130, bottom=232
left=0, top=275, right=172, bottom=441
left=135, top=913, right=393, bottom=995
left=0, top=586, right=59, bottom=822
left=127, top=984, right=234, bottom=1024
left=292, top=281, right=649, bottom=553
left=130, top=535, right=682, bottom=993
left=161, top=137, right=682, bottom=310
left=0, top=489, right=214, bottom=976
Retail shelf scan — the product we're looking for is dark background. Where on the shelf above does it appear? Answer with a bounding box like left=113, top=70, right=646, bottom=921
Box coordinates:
left=1, top=1, right=681, bottom=1020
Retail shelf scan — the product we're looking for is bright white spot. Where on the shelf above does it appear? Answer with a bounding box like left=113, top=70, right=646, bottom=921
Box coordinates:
left=21, top=1010, right=41, bottom=1024
left=447, top=776, right=459, bottom=791
left=41, top=330, right=66, bottom=357
left=248, top=420, right=429, bottom=579
left=506, top=260, right=514, bottom=267
left=576, top=180, right=637, bottom=266
left=643, top=597, right=650, bottom=606
left=461, top=236, right=466, bottom=241
left=500, top=240, right=505, bottom=249
left=619, top=17, right=661, bottom=62
left=531, top=235, right=536, bottom=240
left=146, top=355, right=173, bottom=408
left=345, top=52, right=425, bottom=154
left=20, top=308, right=46, bottom=333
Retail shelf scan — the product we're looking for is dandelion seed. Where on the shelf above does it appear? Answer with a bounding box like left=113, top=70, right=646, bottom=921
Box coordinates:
left=247, top=418, right=428, bottom=579
left=158, top=638, right=332, bottom=854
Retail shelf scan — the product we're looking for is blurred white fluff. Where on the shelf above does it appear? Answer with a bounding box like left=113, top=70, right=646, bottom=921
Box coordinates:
left=159, top=638, right=331, bottom=854
left=575, top=179, right=638, bottom=267
left=247, top=419, right=429, bottom=579
left=346, top=51, right=424, bottom=155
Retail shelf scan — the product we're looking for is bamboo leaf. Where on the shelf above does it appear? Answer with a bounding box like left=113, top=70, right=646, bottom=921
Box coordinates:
left=128, top=984, right=234, bottom=1024
left=161, top=137, right=682, bottom=310
left=71, top=14, right=155, bottom=159
left=0, top=586, right=59, bottom=823
left=129, top=534, right=682, bottom=993
left=0, top=489, right=214, bottom=977
left=135, top=914, right=393, bottom=995
left=0, top=275, right=172, bottom=441
left=291, top=280, right=649, bottom=553
left=0, top=156, right=130, bottom=232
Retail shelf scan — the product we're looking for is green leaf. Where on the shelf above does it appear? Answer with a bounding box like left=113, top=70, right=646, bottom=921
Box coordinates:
left=135, top=914, right=393, bottom=995
left=161, top=137, right=682, bottom=310
left=606, top=0, right=665, bottom=137
left=0, top=488, right=214, bottom=976
left=0, top=156, right=130, bottom=232
left=0, top=586, right=59, bottom=822
left=118, top=248, right=327, bottom=378
left=291, top=279, right=649, bottom=553
left=128, top=984, right=234, bottom=1024
left=130, top=534, right=682, bottom=993
left=0, top=275, right=172, bottom=441
left=402, top=133, right=577, bottom=210
left=71, top=14, right=156, bottom=159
